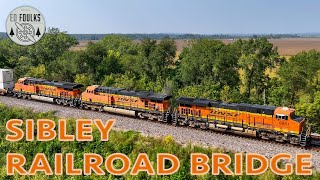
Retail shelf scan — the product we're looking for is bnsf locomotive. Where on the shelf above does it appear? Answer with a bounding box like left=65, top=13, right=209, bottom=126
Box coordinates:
left=0, top=69, right=319, bottom=146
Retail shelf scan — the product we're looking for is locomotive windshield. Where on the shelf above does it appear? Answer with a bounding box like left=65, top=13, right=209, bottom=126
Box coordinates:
left=290, top=112, right=304, bottom=123
left=276, top=114, right=288, bottom=120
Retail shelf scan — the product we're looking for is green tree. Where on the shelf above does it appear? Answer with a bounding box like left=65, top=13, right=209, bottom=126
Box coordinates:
left=220, top=85, right=242, bottom=103
left=295, top=91, right=320, bottom=133
left=235, top=38, right=281, bottom=103
left=178, top=39, right=224, bottom=86
left=26, top=64, right=47, bottom=78
left=82, top=35, right=138, bottom=83
left=96, top=50, right=123, bottom=80
left=278, top=50, right=320, bottom=105
left=215, top=44, right=240, bottom=88
left=13, top=56, right=33, bottom=80
left=0, top=38, right=28, bottom=68
left=28, top=28, right=78, bottom=66
left=178, top=39, right=239, bottom=94
left=82, top=41, right=106, bottom=76
left=47, top=51, right=82, bottom=81
left=149, top=38, right=176, bottom=79
left=134, top=38, right=157, bottom=78
left=267, top=78, right=291, bottom=106
left=74, top=73, right=94, bottom=87
left=123, top=38, right=176, bottom=81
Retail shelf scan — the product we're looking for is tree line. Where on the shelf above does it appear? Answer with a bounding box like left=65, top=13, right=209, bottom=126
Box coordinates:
left=69, top=33, right=300, bottom=40
left=0, top=28, right=319, bottom=132
left=0, top=32, right=301, bottom=41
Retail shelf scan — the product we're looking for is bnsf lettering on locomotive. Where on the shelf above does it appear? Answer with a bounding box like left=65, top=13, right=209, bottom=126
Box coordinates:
left=210, top=110, right=239, bottom=117
left=117, top=97, right=137, bottom=103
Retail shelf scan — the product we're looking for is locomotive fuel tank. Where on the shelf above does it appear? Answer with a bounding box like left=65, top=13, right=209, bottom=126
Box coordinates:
left=30, top=95, right=54, bottom=103
left=103, top=106, right=136, bottom=116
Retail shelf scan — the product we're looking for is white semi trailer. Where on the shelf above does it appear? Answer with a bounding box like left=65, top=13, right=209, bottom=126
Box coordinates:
left=0, top=69, right=14, bottom=95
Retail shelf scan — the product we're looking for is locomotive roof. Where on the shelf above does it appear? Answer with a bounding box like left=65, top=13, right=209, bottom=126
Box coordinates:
left=250, top=104, right=277, bottom=111
left=95, top=86, right=124, bottom=94
left=177, top=96, right=277, bottom=115
left=96, top=86, right=172, bottom=101
left=24, top=78, right=83, bottom=90
left=176, top=96, right=196, bottom=105
left=118, top=90, right=137, bottom=96
left=135, top=91, right=151, bottom=99
left=219, top=102, right=239, bottom=110
left=193, top=98, right=211, bottom=107
left=148, top=93, right=172, bottom=101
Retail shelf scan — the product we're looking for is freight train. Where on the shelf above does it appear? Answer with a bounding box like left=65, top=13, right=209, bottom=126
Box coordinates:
left=1, top=69, right=319, bottom=147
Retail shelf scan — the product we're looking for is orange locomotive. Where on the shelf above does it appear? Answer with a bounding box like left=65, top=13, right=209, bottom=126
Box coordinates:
left=80, top=85, right=172, bottom=121
left=4, top=75, right=314, bottom=146
left=174, top=97, right=308, bottom=145
left=13, top=77, right=83, bottom=106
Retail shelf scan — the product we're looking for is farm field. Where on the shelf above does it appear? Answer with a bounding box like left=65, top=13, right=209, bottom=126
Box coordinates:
left=70, top=38, right=320, bottom=56
left=222, top=38, right=320, bottom=56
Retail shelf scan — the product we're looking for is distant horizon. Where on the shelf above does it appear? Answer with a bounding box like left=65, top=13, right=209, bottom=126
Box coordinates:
left=2, top=0, right=320, bottom=34
left=51, top=32, right=320, bottom=35
left=2, top=31, right=320, bottom=36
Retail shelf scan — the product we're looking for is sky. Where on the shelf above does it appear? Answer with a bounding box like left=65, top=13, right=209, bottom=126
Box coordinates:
left=0, top=0, right=319, bottom=34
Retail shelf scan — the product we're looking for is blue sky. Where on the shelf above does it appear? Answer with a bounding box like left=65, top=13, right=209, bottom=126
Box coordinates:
left=0, top=0, right=319, bottom=34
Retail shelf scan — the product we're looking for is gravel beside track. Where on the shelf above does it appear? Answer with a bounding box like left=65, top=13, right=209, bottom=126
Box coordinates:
left=0, top=96, right=319, bottom=171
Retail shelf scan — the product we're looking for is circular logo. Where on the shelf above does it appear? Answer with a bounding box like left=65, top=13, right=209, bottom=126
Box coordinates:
left=6, top=6, right=46, bottom=46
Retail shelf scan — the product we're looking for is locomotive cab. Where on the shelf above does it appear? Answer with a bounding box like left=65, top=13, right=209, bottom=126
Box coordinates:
left=274, top=107, right=305, bottom=134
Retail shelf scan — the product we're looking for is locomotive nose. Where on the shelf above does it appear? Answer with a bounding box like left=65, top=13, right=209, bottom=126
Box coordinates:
left=299, top=118, right=306, bottom=132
